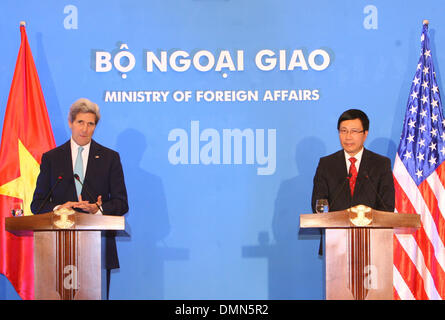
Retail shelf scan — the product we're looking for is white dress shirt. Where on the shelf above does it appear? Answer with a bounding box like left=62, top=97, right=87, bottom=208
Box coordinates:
left=71, top=138, right=91, bottom=178
left=344, top=147, right=364, bottom=173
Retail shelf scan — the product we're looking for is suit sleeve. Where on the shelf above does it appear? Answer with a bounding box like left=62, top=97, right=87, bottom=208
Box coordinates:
left=311, top=158, right=329, bottom=213
left=376, top=157, right=395, bottom=212
left=101, top=152, right=129, bottom=216
left=31, top=152, right=57, bottom=214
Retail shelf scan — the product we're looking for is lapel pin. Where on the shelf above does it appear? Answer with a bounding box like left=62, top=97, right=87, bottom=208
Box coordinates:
left=95, top=155, right=100, bottom=159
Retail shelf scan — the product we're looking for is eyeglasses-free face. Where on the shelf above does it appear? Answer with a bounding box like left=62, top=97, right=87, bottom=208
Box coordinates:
left=69, top=112, right=97, bottom=146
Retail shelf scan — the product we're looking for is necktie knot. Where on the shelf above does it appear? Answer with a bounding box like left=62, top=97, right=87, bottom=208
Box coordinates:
left=349, top=157, right=357, bottom=165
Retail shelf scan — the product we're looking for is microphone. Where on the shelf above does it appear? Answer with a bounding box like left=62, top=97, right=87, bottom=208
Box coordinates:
left=73, top=174, right=104, bottom=214
left=361, top=170, right=391, bottom=212
left=35, top=174, right=63, bottom=214
left=329, top=173, right=352, bottom=211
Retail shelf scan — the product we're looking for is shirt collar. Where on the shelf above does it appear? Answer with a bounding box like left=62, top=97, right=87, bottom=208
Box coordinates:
left=70, top=137, right=91, bottom=152
left=344, top=147, right=364, bottom=162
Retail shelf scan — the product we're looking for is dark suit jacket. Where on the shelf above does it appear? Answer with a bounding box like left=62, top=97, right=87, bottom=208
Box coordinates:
left=31, top=139, right=129, bottom=269
left=311, top=148, right=395, bottom=213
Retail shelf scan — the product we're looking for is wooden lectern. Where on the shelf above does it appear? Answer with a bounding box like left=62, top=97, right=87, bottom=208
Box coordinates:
left=6, top=211, right=125, bottom=300
left=300, top=205, right=420, bottom=300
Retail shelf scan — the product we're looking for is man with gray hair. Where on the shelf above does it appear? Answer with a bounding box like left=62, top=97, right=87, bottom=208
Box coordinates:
left=31, top=98, right=128, bottom=298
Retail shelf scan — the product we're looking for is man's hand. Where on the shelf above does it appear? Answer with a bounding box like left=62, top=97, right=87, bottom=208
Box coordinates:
left=58, top=201, right=81, bottom=210
left=60, top=195, right=103, bottom=214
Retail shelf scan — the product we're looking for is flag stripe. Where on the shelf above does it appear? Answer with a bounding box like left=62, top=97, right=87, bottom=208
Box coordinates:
left=394, top=158, right=445, bottom=299
left=394, top=155, right=445, bottom=258
left=393, top=263, right=416, bottom=300
left=396, top=232, right=442, bottom=299
left=394, top=235, right=429, bottom=299
left=394, top=180, right=445, bottom=297
left=424, top=175, right=445, bottom=226
left=426, top=169, right=445, bottom=224
left=414, top=226, right=445, bottom=297
left=436, top=162, right=445, bottom=186
left=419, top=180, right=445, bottom=264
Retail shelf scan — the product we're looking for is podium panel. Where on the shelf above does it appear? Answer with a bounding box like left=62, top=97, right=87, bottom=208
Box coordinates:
left=326, top=229, right=393, bottom=300
left=34, top=231, right=101, bottom=300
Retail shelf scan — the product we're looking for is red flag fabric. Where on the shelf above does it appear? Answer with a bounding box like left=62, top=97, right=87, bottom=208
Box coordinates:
left=393, top=23, right=445, bottom=300
left=0, top=24, right=56, bottom=300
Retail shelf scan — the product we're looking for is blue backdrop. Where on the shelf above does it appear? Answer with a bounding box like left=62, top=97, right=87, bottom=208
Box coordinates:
left=0, top=0, right=444, bottom=299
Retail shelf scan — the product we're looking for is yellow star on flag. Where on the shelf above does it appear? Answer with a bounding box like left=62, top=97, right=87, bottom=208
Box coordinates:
left=0, top=139, right=40, bottom=216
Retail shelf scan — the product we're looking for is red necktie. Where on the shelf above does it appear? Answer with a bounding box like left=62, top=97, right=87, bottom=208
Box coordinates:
left=349, top=157, right=358, bottom=196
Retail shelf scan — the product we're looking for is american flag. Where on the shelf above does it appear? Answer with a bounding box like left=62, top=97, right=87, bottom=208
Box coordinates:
left=393, top=22, right=445, bottom=300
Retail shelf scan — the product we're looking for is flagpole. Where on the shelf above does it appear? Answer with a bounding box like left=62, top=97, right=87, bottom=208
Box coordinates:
left=20, top=21, right=26, bottom=27
left=423, top=19, right=429, bottom=25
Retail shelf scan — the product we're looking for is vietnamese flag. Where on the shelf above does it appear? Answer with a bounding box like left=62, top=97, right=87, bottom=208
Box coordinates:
left=0, top=22, right=56, bottom=300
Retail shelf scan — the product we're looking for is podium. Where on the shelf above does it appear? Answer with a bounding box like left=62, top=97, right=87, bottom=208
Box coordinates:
left=300, top=205, right=420, bottom=300
left=6, top=211, right=125, bottom=300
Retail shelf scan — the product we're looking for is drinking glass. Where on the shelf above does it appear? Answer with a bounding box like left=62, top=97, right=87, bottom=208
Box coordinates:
left=11, top=198, right=24, bottom=217
left=315, top=199, right=329, bottom=213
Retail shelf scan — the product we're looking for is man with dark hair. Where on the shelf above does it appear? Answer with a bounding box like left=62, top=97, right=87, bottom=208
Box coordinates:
left=337, top=108, right=369, bottom=132
left=311, top=108, right=395, bottom=214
